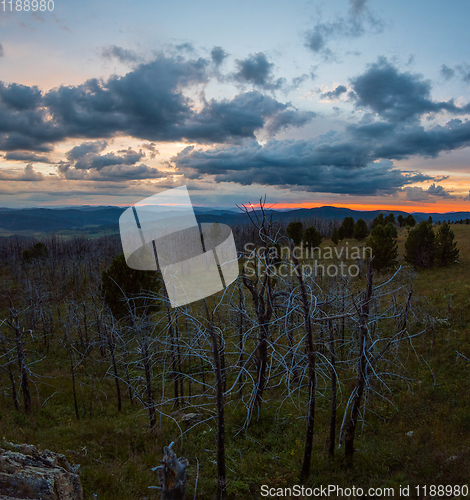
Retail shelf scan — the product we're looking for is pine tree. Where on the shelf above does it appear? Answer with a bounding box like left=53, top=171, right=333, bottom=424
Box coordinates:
left=405, top=214, right=416, bottom=227
left=341, top=217, right=355, bottom=238
left=331, top=227, right=339, bottom=245
left=287, top=221, right=304, bottom=246
left=367, top=223, right=398, bottom=270
left=435, top=222, right=459, bottom=266
left=303, top=226, right=322, bottom=250
left=405, top=221, right=435, bottom=269
left=371, top=213, right=385, bottom=229
left=353, top=219, right=369, bottom=240
left=101, top=253, right=161, bottom=319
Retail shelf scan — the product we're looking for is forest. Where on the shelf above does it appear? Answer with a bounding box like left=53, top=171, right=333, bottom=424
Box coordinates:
left=0, top=204, right=469, bottom=500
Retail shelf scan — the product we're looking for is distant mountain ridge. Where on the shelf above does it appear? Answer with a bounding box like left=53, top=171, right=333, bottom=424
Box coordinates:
left=0, top=205, right=468, bottom=234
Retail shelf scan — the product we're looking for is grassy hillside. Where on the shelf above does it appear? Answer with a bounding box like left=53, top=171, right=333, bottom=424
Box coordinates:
left=0, top=226, right=469, bottom=499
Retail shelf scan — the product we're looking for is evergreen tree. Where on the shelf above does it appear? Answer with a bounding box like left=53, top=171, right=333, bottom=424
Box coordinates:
left=367, top=222, right=398, bottom=270
left=371, top=213, right=385, bottom=229
left=397, top=215, right=404, bottom=227
left=435, top=222, right=459, bottom=266
left=405, top=214, right=416, bottom=227
left=384, top=213, right=395, bottom=225
left=353, top=218, right=369, bottom=240
left=22, top=242, right=49, bottom=262
left=101, top=253, right=161, bottom=319
left=341, top=217, right=355, bottom=238
left=286, top=221, right=304, bottom=246
left=303, top=226, right=322, bottom=250
left=331, top=227, right=339, bottom=245
left=337, top=225, right=345, bottom=241
left=405, top=221, right=435, bottom=269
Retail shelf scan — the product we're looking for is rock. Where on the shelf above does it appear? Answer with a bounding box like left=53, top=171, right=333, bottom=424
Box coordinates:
left=180, top=413, right=203, bottom=426
left=405, top=431, right=414, bottom=437
left=0, top=443, right=83, bottom=500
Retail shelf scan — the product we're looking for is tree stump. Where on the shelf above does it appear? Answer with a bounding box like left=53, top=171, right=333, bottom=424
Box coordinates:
left=152, top=442, right=188, bottom=500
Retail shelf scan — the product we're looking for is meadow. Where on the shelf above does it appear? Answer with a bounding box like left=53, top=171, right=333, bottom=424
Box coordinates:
left=0, top=223, right=469, bottom=499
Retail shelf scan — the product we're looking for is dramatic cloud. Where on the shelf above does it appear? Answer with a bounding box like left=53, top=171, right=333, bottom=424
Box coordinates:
left=172, top=138, right=431, bottom=195
left=61, top=142, right=166, bottom=182
left=350, top=58, right=470, bottom=122
left=320, top=85, right=348, bottom=100
left=404, top=183, right=454, bottom=202
left=211, top=46, right=228, bottom=66
left=0, top=164, right=44, bottom=181
left=66, top=140, right=108, bottom=161
left=233, top=52, right=285, bottom=91
left=304, top=0, right=384, bottom=60
left=63, top=163, right=165, bottom=182
left=101, top=45, right=140, bottom=64
left=0, top=54, right=312, bottom=152
left=172, top=112, right=470, bottom=195
left=4, top=151, right=51, bottom=163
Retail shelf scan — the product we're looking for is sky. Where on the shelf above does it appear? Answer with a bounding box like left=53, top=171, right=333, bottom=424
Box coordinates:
left=0, top=0, right=470, bottom=212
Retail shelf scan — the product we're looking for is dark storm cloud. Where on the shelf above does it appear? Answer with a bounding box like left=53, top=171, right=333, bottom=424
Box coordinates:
left=63, top=163, right=165, bottom=182
left=440, top=64, right=455, bottom=80
left=304, top=0, right=384, bottom=60
left=320, top=85, right=347, bottom=100
left=4, top=151, right=51, bottom=163
left=350, top=58, right=470, bottom=122
left=0, top=83, right=43, bottom=110
left=0, top=83, right=60, bottom=151
left=66, top=140, right=108, bottom=161
left=62, top=142, right=166, bottom=182
left=211, top=46, right=228, bottom=66
left=176, top=91, right=315, bottom=141
left=172, top=138, right=430, bottom=195
left=233, top=53, right=285, bottom=91
left=0, top=53, right=312, bottom=152
left=101, top=45, right=140, bottom=64
left=172, top=114, right=470, bottom=195
left=74, top=148, right=145, bottom=171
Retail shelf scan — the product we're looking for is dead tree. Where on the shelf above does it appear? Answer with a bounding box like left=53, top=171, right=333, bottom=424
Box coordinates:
left=344, top=259, right=374, bottom=458
left=7, top=308, right=32, bottom=414
left=152, top=442, right=188, bottom=500
left=239, top=199, right=279, bottom=409
left=204, top=302, right=227, bottom=500
left=342, top=263, right=414, bottom=459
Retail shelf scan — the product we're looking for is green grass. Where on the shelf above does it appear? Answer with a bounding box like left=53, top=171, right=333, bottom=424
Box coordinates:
left=1, top=225, right=470, bottom=499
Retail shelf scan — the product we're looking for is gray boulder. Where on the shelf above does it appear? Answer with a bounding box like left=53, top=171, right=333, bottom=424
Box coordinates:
left=0, top=443, right=83, bottom=500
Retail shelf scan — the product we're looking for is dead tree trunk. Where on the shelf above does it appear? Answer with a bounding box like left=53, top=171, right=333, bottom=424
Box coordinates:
left=328, top=319, right=337, bottom=459
left=141, top=333, right=157, bottom=431
left=344, top=259, right=374, bottom=458
left=1, top=334, right=19, bottom=411
left=205, top=303, right=227, bottom=500
left=291, top=250, right=316, bottom=481
left=154, top=442, right=188, bottom=500
left=9, top=309, right=32, bottom=414
left=107, top=325, right=122, bottom=412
